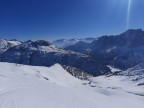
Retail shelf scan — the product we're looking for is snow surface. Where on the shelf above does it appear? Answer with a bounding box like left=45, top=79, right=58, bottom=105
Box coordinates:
left=0, top=62, right=144, bottom=108
left=107, top=65, right=122, bottom=73
left=0, top=39, right=8, bottom=49
left=121, top=62, right=144, bottom=76
left=0, top=39, right=21, bottom=53
left=8, top=40, right=21, bottom=46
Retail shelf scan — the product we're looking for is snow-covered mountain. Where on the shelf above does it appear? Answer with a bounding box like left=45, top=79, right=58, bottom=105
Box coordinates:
left=0, top=62, right=143, bottom=108
left=0, top=40, right=110, bottom=76
left=8, top=39, right=22, bottom=46
left=0, top=38, right=21, bottom=53
left=118, top=62, right=144, bottom=77
left=52, top=38, right=98, bottom=48
left=1, top=30, right=144, bottom=108
left=65, top=29, right=144, bottom=70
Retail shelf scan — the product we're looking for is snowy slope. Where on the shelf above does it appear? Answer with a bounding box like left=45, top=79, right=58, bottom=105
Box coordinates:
left=0, top=38, right=21, bottom=53
left=8, top=40, right=21, bottom=46
left=0, top=39, right=10, bottom=53
left=0, top=62, right=144, bottom=108
left=120, top=62, right=144, bottom=76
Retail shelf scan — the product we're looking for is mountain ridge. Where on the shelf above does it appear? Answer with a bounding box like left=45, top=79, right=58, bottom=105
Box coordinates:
left=65, top=29, right=144, bottom=70
left=52, top=37, right=98, bottom=48
left=0, top=40, right=110, bottom=76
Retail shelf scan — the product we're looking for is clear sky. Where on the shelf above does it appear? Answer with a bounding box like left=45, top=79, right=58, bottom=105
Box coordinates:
left=0, top=0, right=144, bottom=41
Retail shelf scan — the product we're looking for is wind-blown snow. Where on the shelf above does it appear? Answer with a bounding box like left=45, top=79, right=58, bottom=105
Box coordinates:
left=0, top=62, right=144, bottom=108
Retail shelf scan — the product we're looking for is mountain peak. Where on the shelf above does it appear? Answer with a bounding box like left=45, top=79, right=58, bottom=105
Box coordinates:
left=122, top=29, right=143, bottom=35
left=31, top=40, right=52, bottom=47
left=9, top=39, right=20, bottom=41
left=126, top=28, right=142, bottom=32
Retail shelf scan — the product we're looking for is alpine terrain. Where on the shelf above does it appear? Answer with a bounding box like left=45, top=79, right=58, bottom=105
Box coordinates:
left=0, top=29, right=144, bottom=108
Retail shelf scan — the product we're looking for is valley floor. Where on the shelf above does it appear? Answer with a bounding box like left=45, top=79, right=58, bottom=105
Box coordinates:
left=0, top=62, right=144, bottom=108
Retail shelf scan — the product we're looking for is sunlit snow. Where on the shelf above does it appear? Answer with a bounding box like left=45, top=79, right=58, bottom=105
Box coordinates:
left=0, top=62, right=143, bottom=108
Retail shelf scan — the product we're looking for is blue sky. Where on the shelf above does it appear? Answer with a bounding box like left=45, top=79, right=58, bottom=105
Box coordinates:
left=0, top=0, right=144, bottom=41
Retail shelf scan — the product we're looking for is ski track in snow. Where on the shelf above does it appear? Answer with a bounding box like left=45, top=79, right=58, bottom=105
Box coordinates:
left=0, top=62, right=144, bottom=108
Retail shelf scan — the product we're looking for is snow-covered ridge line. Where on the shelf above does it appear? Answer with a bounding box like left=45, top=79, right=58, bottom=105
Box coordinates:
left=13, top=40, right=89, bottom=56
left=0, top=38, right=22, bottom=53
left=52, top=37, right=98, bottom=48
left=0, top=62, right=82, bottom=86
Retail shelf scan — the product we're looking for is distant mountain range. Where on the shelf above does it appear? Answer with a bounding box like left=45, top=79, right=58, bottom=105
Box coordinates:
left=65, top=29, right=144, bottom=70
left=52, top=38, right=98, bottom=48
left=1, top=29, right=144, bottom=76
left=0, top=39, right=110, bottom=76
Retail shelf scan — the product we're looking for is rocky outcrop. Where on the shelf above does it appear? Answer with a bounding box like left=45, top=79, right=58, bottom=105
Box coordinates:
left=62, top=65, right=93, bottom=80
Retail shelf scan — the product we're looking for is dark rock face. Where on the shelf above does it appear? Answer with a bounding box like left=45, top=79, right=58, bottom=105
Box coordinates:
left=62, top=65, right=93, bottom=80
left=1, top=40, right=110, bottom=76
left=65, top=29, right=144, bottom=70
left=65, top=41, right=91, bottom=54
left=91, top=29, right=144, bottom=49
